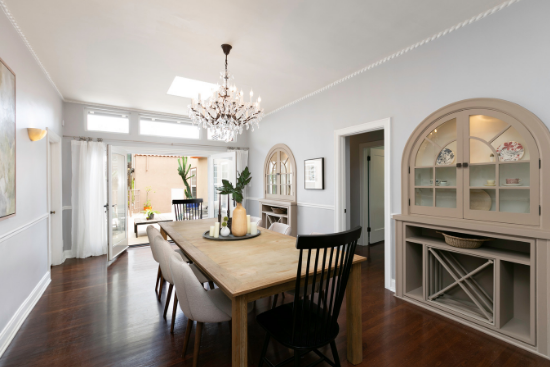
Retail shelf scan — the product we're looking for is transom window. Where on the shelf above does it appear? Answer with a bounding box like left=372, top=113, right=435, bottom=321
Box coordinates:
left=139, top=116, right=199, bottom=139
left=86, top=109, right=129, bottom=133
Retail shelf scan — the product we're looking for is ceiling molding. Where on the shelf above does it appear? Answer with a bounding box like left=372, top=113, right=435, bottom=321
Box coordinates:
left=0, top=0, right=64, bottom=99
left=266, top=0, right=522, bottom=117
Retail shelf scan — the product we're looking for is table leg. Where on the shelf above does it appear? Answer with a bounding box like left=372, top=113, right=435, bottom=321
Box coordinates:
left=232, top=295, right=248, bottom=367
left=135, top=223, right=138, bottom=238
left=346, top=262, right=362, bottom=364
left=160, top=228, right=167, bottom=240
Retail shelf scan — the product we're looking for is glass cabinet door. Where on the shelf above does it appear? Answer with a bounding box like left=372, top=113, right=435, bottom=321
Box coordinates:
left=463, top=110, right=539, bottom=225
left=410, top=115, right=464, bottom=218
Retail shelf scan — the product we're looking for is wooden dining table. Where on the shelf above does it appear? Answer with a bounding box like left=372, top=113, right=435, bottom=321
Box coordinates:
left=159, top=218, right=366, bottom=366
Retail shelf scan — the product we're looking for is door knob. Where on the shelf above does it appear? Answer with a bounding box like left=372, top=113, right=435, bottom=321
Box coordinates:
left=50, top=211, right=56, bottom=214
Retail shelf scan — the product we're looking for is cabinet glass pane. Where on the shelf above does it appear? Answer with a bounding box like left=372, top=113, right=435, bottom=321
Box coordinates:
left=436, top=141, right=457, bottom=166
left=499, top=162, right=530, bottom=187
left=267, top=174, right=277, bottom=194
left=428, top=118, right=456, bottom=147
left=470, top=139, right=495, bottom=164
left=415, top=168, right=433, bottom=186
left=470, top=189, right=496, bottom=211
left=281, top=152, right=292, bottom=174
left=470, top=165, right=496, bottom=187
left=269, top=153, right=277, bottom=174
left=470, top=115, right=509, bottom=142
left=436, top=189, right=456, bottom=208
left=415, top=188, right=433, bottom=207
left=416, top=139, right=436, bottom=167
left=500, top=189, right=530, bottom=213
left=492, top=126, right=531, bottom=161
left=281, top=185, right=293, bottom=196
left=435, top=167, right=456, bottom=186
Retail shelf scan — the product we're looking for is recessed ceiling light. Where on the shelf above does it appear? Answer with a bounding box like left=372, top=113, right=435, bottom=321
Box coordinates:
left=167, top=76, right=217, bottom=99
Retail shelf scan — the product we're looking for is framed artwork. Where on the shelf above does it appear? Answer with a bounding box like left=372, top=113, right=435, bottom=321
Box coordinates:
left=304, top=158, right=324, bottom=190
left=0, top=57, right=16, bottom=220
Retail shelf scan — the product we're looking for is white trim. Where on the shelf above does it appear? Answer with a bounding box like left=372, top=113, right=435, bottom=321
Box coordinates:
left=47, top=128, right=63, bottom=268
left=296, top=202, right=334, bottom=210
left=0, top=1, right=63, bottom=99
left=62, top=206, right=72, bottom=211
left=266, top=0, right=522, bottom=116
left=0, top=214, right=48, bottom=244
left=0, top=271, right=51, bottom=358
left=390, top=279, right=396, bottom=293
left=334, top=117, right=393, bottom=290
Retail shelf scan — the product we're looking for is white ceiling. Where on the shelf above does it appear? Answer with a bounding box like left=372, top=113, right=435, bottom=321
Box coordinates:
left=5, top=0, right=506, bottom=115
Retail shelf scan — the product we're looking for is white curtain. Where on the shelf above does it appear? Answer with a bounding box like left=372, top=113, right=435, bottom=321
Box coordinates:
left=234, top=149, right=249, bottom=207
left=71, top=140, right=107, bottom=258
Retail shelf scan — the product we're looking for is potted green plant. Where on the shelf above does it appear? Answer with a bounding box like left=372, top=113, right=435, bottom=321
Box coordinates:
left=142, top=208, right=159, bottom=220
left=216, top=167, right=252, bottom=237
left=177, top=157, right=195, bottom=199
left=143, top=186, right=155, bottom=210
left=220, top=216, right=230, bottom=236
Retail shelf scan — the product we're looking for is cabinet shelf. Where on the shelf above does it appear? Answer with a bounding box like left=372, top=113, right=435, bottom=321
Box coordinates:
left=262, top=211, right=288, bottom=218
left=406, top=236, right=530, bottom=265
left=469, top=186, right=530, bottom=189
left=405, top=286, right=423, bottom=301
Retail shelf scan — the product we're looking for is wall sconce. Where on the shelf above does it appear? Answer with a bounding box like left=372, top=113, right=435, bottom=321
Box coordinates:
left=27, top=128, right=48, bottom=142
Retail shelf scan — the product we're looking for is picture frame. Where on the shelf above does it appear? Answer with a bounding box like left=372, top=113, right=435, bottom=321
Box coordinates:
left=304, top=157, right=324, bottom=190
left=0, top=57, right=16, bottom=221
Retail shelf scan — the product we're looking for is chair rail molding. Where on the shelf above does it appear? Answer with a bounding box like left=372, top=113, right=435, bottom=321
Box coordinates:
left=247, top=197, right=334, bottom=211
left=0, top=271, right=51, bottom=358
left=0, top=213, right=49, bottom=244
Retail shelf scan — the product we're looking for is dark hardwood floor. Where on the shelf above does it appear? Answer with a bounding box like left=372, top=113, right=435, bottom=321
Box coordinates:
left=1, top=242, right=549, bottom=367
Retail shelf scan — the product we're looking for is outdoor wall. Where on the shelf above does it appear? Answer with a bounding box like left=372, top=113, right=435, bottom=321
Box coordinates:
left=133, top=155, right=208, bottom=214
left=245, top=0, right=550, bottom=287
left=0, top=8, right=63, bottom=357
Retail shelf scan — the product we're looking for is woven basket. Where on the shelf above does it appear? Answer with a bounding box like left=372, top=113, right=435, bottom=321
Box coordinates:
left=437, top=231, right=492, bottom=249
left=271, top=207, right=287, bottom=215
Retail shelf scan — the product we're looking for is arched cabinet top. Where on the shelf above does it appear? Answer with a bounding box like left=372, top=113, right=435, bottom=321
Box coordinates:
left=401, top=98, right=550, bottom=230
left=263, top=143, right=297, bottom=202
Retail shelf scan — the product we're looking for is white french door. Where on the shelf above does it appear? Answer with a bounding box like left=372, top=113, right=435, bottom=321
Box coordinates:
left=208, top=151, right=237, bottom=219
left=107, top=145, right=129, bottom=262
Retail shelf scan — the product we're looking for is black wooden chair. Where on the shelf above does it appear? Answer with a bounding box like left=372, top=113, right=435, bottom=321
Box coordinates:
left=257, top=226, right=362, bottom=367
left=172, top=199, right=203, bottom=221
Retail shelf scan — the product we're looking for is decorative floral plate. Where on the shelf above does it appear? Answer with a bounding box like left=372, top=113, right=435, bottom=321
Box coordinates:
left=436, top=148, right=455, bottom=166
left=496, top=141, right=524, bottom=161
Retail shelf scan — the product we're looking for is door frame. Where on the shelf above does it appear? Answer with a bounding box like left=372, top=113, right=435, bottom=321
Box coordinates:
left=46, top=128, right=62, bottom=267
left=107, top=145, right=129, bottom=263
left=334, top=117, right=393, bottom=290
left=359, top=140, right=384, bottom=246
left=208, top=151, right=237, bottom=218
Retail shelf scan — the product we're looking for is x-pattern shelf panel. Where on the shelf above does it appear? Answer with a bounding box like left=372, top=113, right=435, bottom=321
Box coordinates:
left=427, top=247, right=494, bottom=324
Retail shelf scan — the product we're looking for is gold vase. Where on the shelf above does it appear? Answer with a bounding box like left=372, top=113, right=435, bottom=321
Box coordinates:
left=231, top=202, right=248, bottom=237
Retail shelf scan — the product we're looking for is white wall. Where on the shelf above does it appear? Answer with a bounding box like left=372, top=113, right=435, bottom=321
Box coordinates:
left=0, top=9, right=63, bottom=355
left=246, top=0, right=550, bottom=283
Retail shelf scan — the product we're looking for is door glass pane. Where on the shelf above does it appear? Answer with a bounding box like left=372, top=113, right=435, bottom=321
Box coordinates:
left=500, top=189, right=530, bottom=213
left=415, top=188, right=433, bottom=207
left=416, top=139, right=436, bottom=167
left=470, top=165, right=496, bottom=187
left=499, top=162, right=530, bottom=187
left=470, top=139, right=495, bottom=164
left=470, top=189, right=496, bottom=211
left=435, top=167, right=456, bottom=187
left=111, top=153, right=127, bottom=245
left=492, top=126, right=530, bottom=161
left=428, top=118, right=456, bottom=148
left=415, top=168, right=433, bottom=186
left=470, top=115, right=509, bottom=142
left=436, top=141, right=457, bottom=166
left=436, top=188, right=456, bottom=208
left=213, top=156, right=235, bottom=218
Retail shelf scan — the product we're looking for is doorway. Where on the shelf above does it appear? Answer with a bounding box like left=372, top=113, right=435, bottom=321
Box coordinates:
left=360, top=142, right=385, bottom=246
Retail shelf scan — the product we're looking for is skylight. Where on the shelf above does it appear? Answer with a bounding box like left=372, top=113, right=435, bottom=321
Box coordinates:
left=167, top=76, right=217, bottom=99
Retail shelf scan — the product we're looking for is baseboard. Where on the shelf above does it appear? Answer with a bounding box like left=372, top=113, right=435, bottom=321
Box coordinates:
left=0, top=271, right=51, bottom=358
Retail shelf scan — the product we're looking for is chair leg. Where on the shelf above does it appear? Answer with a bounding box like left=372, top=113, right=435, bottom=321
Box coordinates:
left=171, top=293, right=179, bottom=333
left=158, top=274, right=165, bottom=301
left=271, top=294, right=279, bottom=309
left=193, top=322, right=204, bottom=367
left=258, top=333, right=270, bottom=367
left=208, top=281, right=215, bottom=290
left=182, top=319, right=193, bottom=357
left=155, top=265, right=161, bottom=294
left=294, top=349, right=300, bottom=367
left=163, top=284, right=173, bottom=319
left=330, top=340, right=341, bottom=367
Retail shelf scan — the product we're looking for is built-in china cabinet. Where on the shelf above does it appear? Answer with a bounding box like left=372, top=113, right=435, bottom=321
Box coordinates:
left=259, top=144, right=297, bottom=236
left=394, top=99, right=550, bottom=358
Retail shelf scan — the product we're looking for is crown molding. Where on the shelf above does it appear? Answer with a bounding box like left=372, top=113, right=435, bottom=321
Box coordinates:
left=266, top=0, right=522, bottom=117
left=0, top=0, right=64, bottom=99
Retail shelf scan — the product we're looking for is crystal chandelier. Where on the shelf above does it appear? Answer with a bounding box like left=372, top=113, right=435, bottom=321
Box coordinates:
left=188, top=44, right=264, bottom=142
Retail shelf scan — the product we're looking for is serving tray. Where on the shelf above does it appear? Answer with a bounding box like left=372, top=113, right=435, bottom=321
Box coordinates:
left=202, top=230, right=261, bottom=241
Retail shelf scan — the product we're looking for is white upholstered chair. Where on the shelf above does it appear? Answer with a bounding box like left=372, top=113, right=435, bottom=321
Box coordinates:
left=250, top=216, right=263, bottom=228
left=268, top=222, right=291, bottom=235
left=154, top=236, right=214, bottom=333
left=169, top=253, right=253, bottom=366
